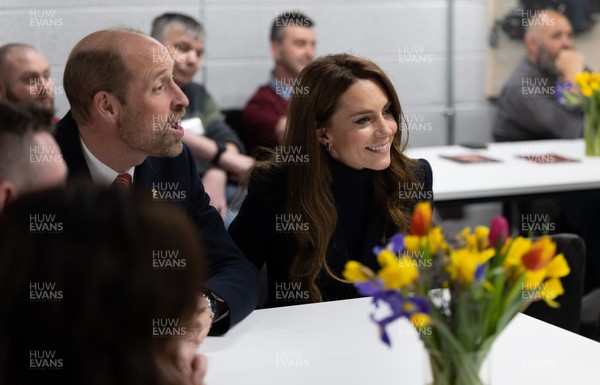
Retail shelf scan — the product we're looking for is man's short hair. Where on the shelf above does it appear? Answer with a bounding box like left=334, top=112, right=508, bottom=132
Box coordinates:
left=151, top=13, right=205, bottom=43
left=0, top=100, right=53, bottom=186
left=63, top=29, right=140, bottom=125
left=270, top=11, right=314, bottom=43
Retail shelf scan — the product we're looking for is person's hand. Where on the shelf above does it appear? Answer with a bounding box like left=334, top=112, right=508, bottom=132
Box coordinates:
left=555, top=50, right=585, bottom=83
left=217, top=151, right=255, bottom=183
left=174, top=340, right=208, bottom=385
left=201, top=168, right=228, bottom=218
left=188, top=295, right=212, bottom=348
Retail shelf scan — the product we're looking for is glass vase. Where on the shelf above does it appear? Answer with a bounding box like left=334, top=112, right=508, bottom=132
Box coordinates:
left=424, top=347, right=491, bottom=385
left=584, top=112, right=600, bottom=156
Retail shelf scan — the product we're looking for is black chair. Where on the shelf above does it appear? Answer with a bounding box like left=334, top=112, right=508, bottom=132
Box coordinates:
left=581, top=288, right=600, bottom=341
left=524, top=233, right=586, bottom=334
left=223, top=109, right=250, bottom=152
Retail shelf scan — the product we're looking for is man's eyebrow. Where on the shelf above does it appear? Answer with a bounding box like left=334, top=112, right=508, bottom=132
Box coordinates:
left=20, top=71, right=44, bottom=78
left=151, top=67, right=170, bottom=80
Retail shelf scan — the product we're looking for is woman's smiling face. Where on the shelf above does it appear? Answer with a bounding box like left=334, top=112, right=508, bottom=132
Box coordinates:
left=318, top=78, right=397, bottom=170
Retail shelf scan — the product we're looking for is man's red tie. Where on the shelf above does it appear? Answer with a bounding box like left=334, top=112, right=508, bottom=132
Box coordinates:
left=111, top=173, right=132, bottom=188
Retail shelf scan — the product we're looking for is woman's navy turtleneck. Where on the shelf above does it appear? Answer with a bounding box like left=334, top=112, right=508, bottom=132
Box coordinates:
left=328, top=155, right=373, bottom=262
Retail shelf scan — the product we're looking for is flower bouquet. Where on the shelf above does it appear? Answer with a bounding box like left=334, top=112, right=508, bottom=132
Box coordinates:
left=558, top=71, right=600, bottom=156
left=343, top=202, right=570, bottom=385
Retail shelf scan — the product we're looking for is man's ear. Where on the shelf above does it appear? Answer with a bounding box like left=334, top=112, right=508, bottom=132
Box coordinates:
left=524, top=34, right=539, bottom=58
left=92, top=91, right=121, bottom=124
left=271, top=41, right=283, bottom=61
left=0, top=180, right=18, bottom=214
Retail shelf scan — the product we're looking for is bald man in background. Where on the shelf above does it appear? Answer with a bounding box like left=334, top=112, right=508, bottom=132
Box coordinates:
left=493, top=9, right=585, bottom=141
left=0, top=44, right=55, bottom=116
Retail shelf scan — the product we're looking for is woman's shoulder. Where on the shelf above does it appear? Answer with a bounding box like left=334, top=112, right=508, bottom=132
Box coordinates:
left=413, top=158, right=433, bottom=184
left=409, top=158, right=433, bottom=201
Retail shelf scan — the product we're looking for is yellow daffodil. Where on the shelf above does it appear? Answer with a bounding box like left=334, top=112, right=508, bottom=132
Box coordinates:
left=410, top=312, right=431, bottom=328
left=343, top=260, right=374, bottom=282
left=447, top=247, right=494, bottom=286
left=378, top=253, right=419, bottom=289
left=404, top=235, right=420, bottom=252
left=474, top=226, right=490, bottom=251
left=429, top=227, right=446, bottom=254
left=405, top=226, right=446, bottom=255
left=503, top=236, right=532, bottom=269
left=512, top=237, right=571, bottom=308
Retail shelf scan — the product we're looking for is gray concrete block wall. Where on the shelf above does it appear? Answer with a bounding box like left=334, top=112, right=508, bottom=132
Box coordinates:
left=1, top=0, right=494, bottom=147
left=0, top=0, right=203, bottom=118
left=0, top=0, right=501, bottom=238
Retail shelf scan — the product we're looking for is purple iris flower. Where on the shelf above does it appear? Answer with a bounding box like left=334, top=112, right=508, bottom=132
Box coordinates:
left=373, top=233, right=405, bottom=255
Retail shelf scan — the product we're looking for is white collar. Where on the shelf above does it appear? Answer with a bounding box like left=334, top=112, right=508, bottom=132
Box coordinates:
left=79, top=137, right=135, bottom=188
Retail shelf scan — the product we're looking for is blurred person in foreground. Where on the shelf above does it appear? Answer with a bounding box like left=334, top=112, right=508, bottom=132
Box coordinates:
left=0, top=185, right=207, bottom=385
left=55, top=28, right=259, bottom=337
left=0, top=44, right=55, bottom=118
left=0, top=100, right=66, bottom=213
left=229, top=54, right=433, bottom=308
left=151, top=13, right=254, bottom=217
left=243, top=11, right=316, bottom=152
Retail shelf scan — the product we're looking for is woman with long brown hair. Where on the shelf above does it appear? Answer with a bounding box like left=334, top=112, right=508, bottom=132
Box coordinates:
left=229, top=54, right=433, bottom=308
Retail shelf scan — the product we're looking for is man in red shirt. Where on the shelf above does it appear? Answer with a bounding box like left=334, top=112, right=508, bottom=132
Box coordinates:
left=243, top=11, right=316, bottom=153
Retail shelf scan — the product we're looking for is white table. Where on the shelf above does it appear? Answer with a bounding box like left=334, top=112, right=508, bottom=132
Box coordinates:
left=405, top=139, right=600, bottom=203
left=202, top=298, right=600, bottom=385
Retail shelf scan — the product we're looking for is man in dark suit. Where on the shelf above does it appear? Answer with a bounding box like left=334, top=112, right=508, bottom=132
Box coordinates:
left=55, top=28, right=259, bottom=340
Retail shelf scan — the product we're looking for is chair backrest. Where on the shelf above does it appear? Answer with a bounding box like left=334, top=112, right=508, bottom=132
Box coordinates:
left=223, top=109, right=250, bottom=152
left=523, top=233, right=586, bottom=333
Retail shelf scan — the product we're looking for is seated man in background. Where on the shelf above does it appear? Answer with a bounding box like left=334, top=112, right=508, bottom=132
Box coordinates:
left=242, top=11, right=316, bottom=153
left=493, top=10, right=600, bottom=293
left=55, top=28, right=259, bottom=337
left=0, top=185, right=207, bottom=385
left=493, top=9, right=585, bottom=141
left=0, top=44, right=55, bottom=118
left=151, top=13, right=254, bottom=218
left=0, top=100, right=66, bottom=212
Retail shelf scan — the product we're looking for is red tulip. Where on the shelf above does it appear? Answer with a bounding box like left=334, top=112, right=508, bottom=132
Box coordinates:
left=410, top=202, right=432, bottom=236
left=522, top=237, right=555, bottom=271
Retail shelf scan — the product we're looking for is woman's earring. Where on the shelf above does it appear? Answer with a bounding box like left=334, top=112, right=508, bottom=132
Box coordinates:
left=326, top=143, right=331, bottom=152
